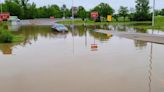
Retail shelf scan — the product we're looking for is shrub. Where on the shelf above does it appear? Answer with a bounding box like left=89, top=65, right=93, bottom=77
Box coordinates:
left=0, top=30, right=14, bottom=43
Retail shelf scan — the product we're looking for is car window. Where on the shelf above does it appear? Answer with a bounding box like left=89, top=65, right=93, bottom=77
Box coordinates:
left=57, top=25, right=65, bottom=28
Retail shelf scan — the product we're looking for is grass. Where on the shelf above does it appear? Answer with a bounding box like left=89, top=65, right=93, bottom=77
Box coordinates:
left=129, top=16, right=164, bottom=30
left=0, top=30, right=25, bottom=43
left=0, top=30, right=13, bottom=43
left=0, top=22, right=25, bottom=43
left=57, top=16, right=164, bottom=30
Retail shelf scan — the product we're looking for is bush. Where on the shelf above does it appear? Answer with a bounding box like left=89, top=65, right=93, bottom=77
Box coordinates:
left=0, top=30, right=14, bottom=43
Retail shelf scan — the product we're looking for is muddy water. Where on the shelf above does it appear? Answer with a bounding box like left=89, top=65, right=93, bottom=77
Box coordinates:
left=0, top=25, right=164, bottom=92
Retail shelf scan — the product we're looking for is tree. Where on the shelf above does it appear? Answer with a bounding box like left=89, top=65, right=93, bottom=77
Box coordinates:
left=10, top=0, right=30, bottom=19
left=65, top=8, right=71, bottom=18
left=37, top=6, right=48, bottom=18
left=47, top=5, right=62, bottom=18
left=155, top=10, right=161, bottom=16
left=113, top=14, right=119, bottom=21
left=160, top=9, right=164, bottom=16
left=5, top=0, right=23, bottom=18
left=133, top=0, right=151, bottom=21
left=119, top=6, right=129, bottom=22
left=92, top=3, right=114, bottom=18
left=77, top=6, right=87, bottom=21
left=26, top=3, right=37, bottom=19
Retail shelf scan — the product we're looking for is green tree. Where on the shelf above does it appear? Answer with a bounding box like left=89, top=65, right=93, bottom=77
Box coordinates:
left=113, top=14, right=119, bottom=21
left=155, top=10, right=161, bottom=16
left=13, top=0, right=30, bottom=19
left=47, top=5, right=62, bottom=18
left=92, top=3, right=114, bottom=18
left=26, top=3, right=37, bottom=19
left=118, top=6, right=129, bottom=22
left=77, top=6, right=87, bottom=21
left=133, top=0, right=151, bottom=21
left=160, top=9, right=164, bottom=16
left=37, top=6, right=48, bottom=18
left=5, top=1, right=23, bottom=19
left=65, top=8, right=72, bottom=18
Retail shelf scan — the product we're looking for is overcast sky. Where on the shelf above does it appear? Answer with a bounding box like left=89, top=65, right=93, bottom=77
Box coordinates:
left=1, top=0, right=164, bottom=10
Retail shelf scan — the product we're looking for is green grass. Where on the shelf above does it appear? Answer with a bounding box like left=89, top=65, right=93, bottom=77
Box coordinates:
left=57, top=16, right=164, bottom=30
left=57, top=20, right=107, bottom=25
left=57, top=17, right=130, bottom=25
left=129, top=16, right=164, bottom=30
left=0, top=22, right=25, bottom=43
left=0, top=30, right=25, bottom=43
left=0, top=30, right=13, bottom=43
left=57, top=19, right=132, bottom=25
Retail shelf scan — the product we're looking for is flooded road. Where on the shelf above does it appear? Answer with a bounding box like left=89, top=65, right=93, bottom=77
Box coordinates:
left=0, top=25, right=164, bottom=92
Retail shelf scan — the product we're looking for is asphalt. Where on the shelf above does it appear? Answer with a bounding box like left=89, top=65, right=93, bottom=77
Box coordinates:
left=19, top=18, right=74, bottom=26
left=95, top=30, right=164, bottom=44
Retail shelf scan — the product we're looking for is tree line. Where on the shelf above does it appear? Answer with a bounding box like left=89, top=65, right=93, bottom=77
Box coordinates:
left=1, top=0, right=163, bottom=21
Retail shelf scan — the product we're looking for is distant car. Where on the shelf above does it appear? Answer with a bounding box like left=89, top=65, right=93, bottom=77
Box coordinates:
left=51, top=24, right=68, bottom=32
left=8, top=16, right=20, bottom=25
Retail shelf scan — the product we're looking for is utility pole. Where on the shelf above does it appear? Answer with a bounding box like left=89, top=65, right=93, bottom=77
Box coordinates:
left=72, top=0, right=74, bottom=21
left=62, top=4, right=66, bottom=20
left=152, top=0, right=155, bottom=26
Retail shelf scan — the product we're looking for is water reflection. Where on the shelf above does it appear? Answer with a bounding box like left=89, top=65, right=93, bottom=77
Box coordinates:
left=1, top=25, right=164, bottom=92
left=0, top=25, right=164, bottom=55
left=134, top=40, right=147, bottom=49
left=0, top=44, right=13, bottom=55
left=148, top=43, right=153, bottom=92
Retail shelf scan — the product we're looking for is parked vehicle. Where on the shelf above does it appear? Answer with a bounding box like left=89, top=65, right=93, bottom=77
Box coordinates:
left=8, top=16, right=20, bottom=25
left=51, top=24, right=68, bottom=32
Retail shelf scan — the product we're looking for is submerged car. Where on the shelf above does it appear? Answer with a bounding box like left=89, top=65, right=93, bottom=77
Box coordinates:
left=51, top=24, right=68, bottom=32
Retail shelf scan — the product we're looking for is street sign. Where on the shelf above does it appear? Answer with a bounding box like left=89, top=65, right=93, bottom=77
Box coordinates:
left=62, top=4, right=66, bottom=10
left=107, top=15, right=112, bottom=22
left=0, top=12, right=10, bottom=21
left=91, top=12, right=99, bottom=20
left=72, top=6, right=78, bottom=15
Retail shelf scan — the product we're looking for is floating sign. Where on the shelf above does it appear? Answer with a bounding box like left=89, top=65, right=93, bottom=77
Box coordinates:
left=91, top=44, right=98, bottom=51
left=107, top=15, right=112, bottom=22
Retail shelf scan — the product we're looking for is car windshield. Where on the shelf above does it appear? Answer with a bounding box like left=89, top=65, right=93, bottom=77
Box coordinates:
left=56, top=25, right=65, bottom=28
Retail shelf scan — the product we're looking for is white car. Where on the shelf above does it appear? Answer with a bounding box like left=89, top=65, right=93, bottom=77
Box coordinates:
left=52, top=24, right=68, bottom=32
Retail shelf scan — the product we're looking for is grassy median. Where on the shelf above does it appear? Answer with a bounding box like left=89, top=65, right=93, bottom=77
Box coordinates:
left=57, top=16, right=164, bottom=30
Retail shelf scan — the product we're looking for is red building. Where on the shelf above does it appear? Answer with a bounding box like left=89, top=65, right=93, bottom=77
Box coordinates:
left=0, top=12, right=10, bottom=21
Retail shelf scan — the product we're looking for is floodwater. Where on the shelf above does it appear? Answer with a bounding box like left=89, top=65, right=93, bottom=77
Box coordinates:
left=0, top=25, right=164, bottom=92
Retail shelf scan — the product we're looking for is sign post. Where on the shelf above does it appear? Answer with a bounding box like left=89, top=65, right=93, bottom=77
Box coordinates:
left=91, top=12, right=99, bottom=21
left=62, top=4, right=66, bottom=20
left=107, top=15, right=112, bottom=22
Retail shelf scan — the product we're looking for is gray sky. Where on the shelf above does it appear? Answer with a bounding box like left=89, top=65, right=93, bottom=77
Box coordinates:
left=1, top=0, right=164, bottom=10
